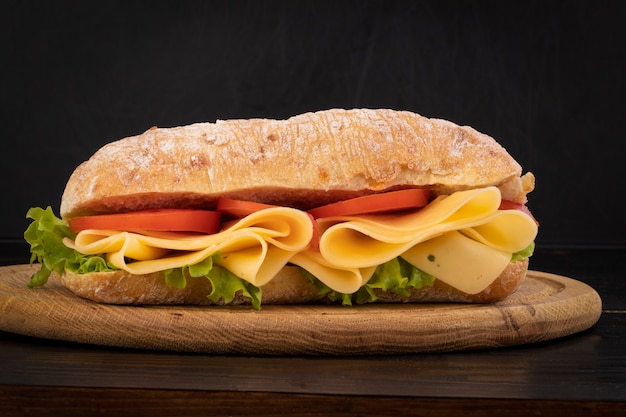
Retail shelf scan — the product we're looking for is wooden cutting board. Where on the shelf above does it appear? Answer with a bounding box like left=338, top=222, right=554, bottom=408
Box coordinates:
left=0, top=264, right=602, bottom=355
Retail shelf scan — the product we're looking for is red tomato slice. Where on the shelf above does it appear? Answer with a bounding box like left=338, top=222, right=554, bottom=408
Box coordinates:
left=499, top=200, right=539, bottom=225
left=306, top=212, right=321, bottom=252
left=216, top=198, right=277, bottom=218
left=68, top=209, right=222, bottom=234
left=307, top=189, right=430, bottom=219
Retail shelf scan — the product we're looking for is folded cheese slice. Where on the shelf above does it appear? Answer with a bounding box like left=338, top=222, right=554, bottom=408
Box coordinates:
left=289, top=250, right=378, bottom=294
left=64, top=207, right=313, bottom=287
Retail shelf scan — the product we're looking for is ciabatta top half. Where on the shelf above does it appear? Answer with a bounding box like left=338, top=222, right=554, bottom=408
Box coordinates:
left=60, top=108, right=534, bottom=218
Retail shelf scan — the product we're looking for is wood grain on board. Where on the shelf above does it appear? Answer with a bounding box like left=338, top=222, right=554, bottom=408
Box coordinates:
left=0, top=264, right=601, bottom=355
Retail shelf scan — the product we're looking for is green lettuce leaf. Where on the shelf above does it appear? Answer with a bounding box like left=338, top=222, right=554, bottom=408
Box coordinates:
left=24, top=206, right=116, bottom=287
left=511, top=242, right=535, bottom=262
left=205, top=266, right=262, bottom=310
left=163, top=255, right=263, bottom=310
left=308, top=257, right=436, bottom=306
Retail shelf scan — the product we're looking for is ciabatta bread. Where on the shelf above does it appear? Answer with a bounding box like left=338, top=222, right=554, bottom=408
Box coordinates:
left=60, top=108, right=534, bottom=218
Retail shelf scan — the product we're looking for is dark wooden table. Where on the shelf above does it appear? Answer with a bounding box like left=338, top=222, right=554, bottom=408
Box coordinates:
left=1, top=241, right=624, bottom=416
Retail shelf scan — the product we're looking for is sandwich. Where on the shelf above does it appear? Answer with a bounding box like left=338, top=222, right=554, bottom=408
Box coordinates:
left=24, top=108, right=538, bottom=309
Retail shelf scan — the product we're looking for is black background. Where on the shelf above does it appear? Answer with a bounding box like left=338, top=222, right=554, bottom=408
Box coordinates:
left=2, top=0, right=625, bottom=251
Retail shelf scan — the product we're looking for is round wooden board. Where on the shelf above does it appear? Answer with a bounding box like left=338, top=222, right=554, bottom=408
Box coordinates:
left=0, top=264, right=602, bottom=355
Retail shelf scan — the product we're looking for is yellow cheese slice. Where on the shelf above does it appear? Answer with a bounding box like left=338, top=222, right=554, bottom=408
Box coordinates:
left=400, top=231, right=512, bottom=294
left=65, top=207, right=313, bottom=287
left=290, top=251, right=377, bottom=294
left=460, top=209, right=538, bottom=253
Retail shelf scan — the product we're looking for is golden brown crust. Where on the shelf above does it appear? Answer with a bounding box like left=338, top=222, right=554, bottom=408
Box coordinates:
left=58, top=260, right=528, bottom=306
left=60, top=108, right=530, bottom=218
